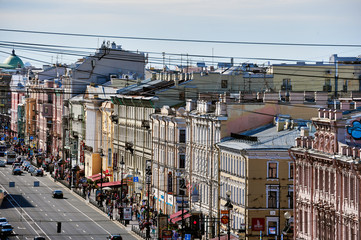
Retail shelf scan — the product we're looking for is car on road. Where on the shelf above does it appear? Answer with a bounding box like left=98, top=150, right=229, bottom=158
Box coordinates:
left=33, top=237, right=46, bottom=240
left=31, top=168, right=44, bottom=177
left=28, top=166, right=36, bottom=174
left=0, top=160, right=5, bottom=167
left=52, top=190, right=63, bottom=198
left=107, top=235, right=123, bottom=240
left=0, top=223, right=13, bottom=235
left=12, top=162, right=21, bottom=169
left=0, top=217, right=7, bottom=226
left=12, top=167, right=22, bottom=175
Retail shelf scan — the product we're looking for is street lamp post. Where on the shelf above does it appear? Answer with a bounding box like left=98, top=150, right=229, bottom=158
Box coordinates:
left=282, top=211, right=292, bottom=239
left=225, top=190, right=233, bottom=240
left=145, top=160, right=152, bottom=240
left=100, top=151, right=105, bottom=206
left=120, top=156, right=125, bottom=223
left=179, top=174, right=187, bottom=240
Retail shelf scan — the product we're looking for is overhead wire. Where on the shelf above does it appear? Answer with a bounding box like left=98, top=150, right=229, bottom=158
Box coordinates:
left=1, top=28, right=361, bottom=48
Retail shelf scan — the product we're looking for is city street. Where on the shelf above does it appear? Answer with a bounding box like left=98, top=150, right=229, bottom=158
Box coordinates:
left=0, top=159, right=140, bottom=240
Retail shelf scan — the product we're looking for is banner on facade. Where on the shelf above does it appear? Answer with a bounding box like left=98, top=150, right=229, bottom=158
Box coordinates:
left=252, top=218, right=265, bottom=231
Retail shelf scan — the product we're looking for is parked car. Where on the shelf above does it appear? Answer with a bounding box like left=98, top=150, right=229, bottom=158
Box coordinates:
left=31, top=169, right=44, bottom=177
left=12, top=167, right=22, bottom=175
left=52, top=190, right=63, bottom=198
left=0, top=217, right=7, bottom=226
left=0, top=160, right=5, bottom=167
left=0, top=223, right=13, bottom=235
left=28, top=166, right=36, bottom=174
left=33, top=237, right=46, bottom=240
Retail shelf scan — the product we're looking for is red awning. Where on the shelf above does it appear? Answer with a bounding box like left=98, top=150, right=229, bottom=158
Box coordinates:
left=171, top=213, right=191, bottom=224
left=96, top=181, right=127, bottom=188
left=87, top=173, right=105, bottom=181
left=210, top=235, right=238, bottom=240
left=169, top=210, right=188, bottom=220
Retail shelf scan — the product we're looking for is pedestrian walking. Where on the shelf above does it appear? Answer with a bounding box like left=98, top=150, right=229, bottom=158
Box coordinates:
left=108, top=211, right=113, bottom=220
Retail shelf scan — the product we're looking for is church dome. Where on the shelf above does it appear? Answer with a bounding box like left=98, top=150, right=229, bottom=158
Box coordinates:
left=3, top=50, right=24, bottom=68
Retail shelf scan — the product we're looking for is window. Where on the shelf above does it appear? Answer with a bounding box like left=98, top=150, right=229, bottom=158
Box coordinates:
left=179, top=129, right=186, bottom=143
left=179, top=178, right=186, bottom=195
left=179, top=154, right=185, bottom=168
left=44, top=107, right=48, bottom=114
left=221, top=80, right=228, bottom=88
left=282, top=78, right=292, bottom=90
left=267, top=161, right=278, bottom=179
left=288, top=185, right=294, bottom=209
left=289, top=162, right=294, bottom=179
left=324, top=79, right=332, bottom=92
left=330, top=172, right=335, bottom=194
left=267, top=185, right=279, bottom=208
left=107, top=148, right=112, bottom=167
left=48, top=94, right=52, bottom=103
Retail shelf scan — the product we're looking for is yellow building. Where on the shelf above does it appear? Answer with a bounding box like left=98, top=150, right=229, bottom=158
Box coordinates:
left=25, top=97, right=37, bottom=147
left=217, top=121, right=299, bottom=239
left=271, top=57, right=361, bottom=97
left=101, top=100, right=115, bottom=182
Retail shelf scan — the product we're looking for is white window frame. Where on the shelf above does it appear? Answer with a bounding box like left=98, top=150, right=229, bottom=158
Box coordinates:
left=267, top=161, right=279, bottom=179
left=266, top=185, right=279, bottom=208
left=266, top=217, right=279, bottom=236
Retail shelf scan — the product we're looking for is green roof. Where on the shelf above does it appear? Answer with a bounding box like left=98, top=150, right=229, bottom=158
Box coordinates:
left=2, top=50, right=24, bottom=69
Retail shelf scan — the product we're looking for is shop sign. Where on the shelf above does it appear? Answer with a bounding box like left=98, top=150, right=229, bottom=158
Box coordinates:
left=123, top=207, right=132, bottom=220
left=252, top=218, right=265, bottom=231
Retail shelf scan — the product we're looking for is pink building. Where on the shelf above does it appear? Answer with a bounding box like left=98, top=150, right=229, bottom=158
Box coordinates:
left=291, top=99, right=361, bottom=240
left=10, top=74, right=27, bottom=140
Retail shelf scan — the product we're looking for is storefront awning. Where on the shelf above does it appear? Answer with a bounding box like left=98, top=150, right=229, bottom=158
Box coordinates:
left=210, top=235, right=238, bottom=240
left=96, top=181, right=127, bottom=188
left=87, top=173, right=105, bottom=181
left=169, top=210, right=188, bottom=220
left=170, top=213, right=191, bottom=224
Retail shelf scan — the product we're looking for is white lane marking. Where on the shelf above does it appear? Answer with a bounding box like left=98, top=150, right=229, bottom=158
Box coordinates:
left=69, top=219, right=72, bottom=221
left=0, top=183, right=51, bottom=239
left=76, top=224, right=79, bottom=227
left=45, top=214, right=48, bottom=216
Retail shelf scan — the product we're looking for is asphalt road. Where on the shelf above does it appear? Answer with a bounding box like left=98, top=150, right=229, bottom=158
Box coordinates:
left=0, top=159, right=140, bottom=240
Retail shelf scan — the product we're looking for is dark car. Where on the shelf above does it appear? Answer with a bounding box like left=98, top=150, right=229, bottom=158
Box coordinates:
left=12, top=167, right=22, bottom=175
left=107, top=235, right=122, bottom=240
left=31, top=169, right=44, bottom=176
left=0, top=223, right=13, bottom=235
left=52, top=190, right=63, bottom=198
left=33, top=237, right=46, bottom=240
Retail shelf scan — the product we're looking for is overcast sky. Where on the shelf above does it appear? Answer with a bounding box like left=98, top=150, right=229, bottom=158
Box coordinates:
left=0, top=0, right=360, bottom=67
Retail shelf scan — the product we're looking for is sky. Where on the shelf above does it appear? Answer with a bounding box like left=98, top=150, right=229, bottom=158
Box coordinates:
left=0, top=0, right=360, bottom=68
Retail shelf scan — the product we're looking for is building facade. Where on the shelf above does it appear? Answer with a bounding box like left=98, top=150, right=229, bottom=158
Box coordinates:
left=151, top=106, right=187, bottom=215
left=291, top=101, right=361, bottom=240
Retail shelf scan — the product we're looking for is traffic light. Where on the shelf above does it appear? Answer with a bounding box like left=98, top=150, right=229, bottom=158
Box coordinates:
left=190, top=213, right=204, bottom=238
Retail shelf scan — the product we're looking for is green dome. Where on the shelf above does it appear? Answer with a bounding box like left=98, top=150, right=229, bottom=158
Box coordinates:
left=3, top=50, right=24, bottom=68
